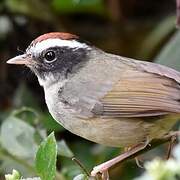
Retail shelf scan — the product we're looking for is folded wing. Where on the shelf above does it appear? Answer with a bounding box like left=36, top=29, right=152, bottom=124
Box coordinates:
left=100, top=68, right=180, bottom=117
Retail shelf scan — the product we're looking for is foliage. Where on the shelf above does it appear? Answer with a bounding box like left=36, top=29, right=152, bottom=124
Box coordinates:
left=35, top=132, right=57, bottom=180
left=0, top=0, right=180, bottom=180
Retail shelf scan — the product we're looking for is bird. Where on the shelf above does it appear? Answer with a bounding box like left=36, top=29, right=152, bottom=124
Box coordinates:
left=7, top=32, right=180, bottom=179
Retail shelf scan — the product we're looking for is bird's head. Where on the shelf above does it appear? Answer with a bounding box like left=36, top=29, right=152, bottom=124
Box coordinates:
left=7, top=32, right=92, bottom=86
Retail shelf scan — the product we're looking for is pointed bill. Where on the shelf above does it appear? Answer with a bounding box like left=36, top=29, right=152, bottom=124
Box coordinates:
left=6, top=54, right=32, bottom=65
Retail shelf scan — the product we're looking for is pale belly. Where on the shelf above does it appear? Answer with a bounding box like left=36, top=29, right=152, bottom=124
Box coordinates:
left=47, top=101, right=178, bottom=147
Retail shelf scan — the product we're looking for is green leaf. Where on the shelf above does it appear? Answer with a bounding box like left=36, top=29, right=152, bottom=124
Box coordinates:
left=57, top=140, right=74, bottom=158
left=155, top=31, right=180, bottom=71
left=35, top=132, right=57, bottom=180
left=0, top=116, right=38, bottom=158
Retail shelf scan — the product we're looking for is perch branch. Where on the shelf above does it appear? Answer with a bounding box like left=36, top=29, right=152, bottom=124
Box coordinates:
left=109, top=131, right=180, bottom=170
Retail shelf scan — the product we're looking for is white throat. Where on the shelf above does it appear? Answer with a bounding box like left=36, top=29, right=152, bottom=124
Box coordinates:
left=37, top=72, right=67, bottom=90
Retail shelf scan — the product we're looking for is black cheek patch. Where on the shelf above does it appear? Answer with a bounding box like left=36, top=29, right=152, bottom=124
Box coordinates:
left=55, top=48, right=87, bottom=73
left=35, top=47, right=89, bottom=78
left=39, top=47, right=87, bottom=73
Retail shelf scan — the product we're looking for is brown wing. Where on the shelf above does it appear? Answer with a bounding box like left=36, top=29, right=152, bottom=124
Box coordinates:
left=100, top=69, right=180, bottom=117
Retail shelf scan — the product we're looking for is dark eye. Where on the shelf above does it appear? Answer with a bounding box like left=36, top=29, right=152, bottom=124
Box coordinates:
left=44, top=51, right=56, bottom=62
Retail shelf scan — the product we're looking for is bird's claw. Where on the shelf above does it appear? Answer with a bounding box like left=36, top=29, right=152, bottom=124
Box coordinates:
left=91, top=164, right=109, bottom=180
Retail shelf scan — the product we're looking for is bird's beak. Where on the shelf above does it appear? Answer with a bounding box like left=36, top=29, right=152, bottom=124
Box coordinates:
left=6, top=54, right=33, bottom=65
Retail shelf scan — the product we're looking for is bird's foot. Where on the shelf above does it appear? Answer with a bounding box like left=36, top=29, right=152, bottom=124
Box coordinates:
left=91, top=142, right=148, bottom=179
left=91, top=162, right=110, bottom=180
left=166, top=134, right=177, bottom=159
left=135, top=157, right=144, bottom=168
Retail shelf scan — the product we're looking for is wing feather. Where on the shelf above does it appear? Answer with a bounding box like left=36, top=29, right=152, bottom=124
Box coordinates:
left=100, top=69, right=180, bottom=117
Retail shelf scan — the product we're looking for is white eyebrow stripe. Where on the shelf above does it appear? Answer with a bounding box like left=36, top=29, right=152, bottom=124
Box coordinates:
left=30, top=38, right=90, bottom=54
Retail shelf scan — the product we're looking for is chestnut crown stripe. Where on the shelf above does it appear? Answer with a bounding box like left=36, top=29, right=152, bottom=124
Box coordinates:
left=34, top=32, right=79, bottom=42
left=29, top=38, right=91, bottom=53
left=26, top=32, right=91, bottom=54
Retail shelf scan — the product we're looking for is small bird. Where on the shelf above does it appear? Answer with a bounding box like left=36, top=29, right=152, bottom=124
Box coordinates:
left=7, top=32, right=180, bottom=179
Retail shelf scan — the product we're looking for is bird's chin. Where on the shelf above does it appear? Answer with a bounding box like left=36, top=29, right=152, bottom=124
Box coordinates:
left=37, top=75, right=47, bottom=87
left=36, top=71, right=62, bottom=88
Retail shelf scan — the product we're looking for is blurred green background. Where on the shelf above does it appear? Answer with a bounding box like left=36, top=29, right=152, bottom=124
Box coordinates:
left=0, top=0, right=180, bottom=179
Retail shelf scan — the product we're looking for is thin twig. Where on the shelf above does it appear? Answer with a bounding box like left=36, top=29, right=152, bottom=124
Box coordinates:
left=176, top=0, right=180, bottom=27
left=72, top=157, right=91, bottom=177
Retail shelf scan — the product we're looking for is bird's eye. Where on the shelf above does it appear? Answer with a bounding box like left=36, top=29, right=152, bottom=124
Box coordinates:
left=44, top=51, right=56, bottom=63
